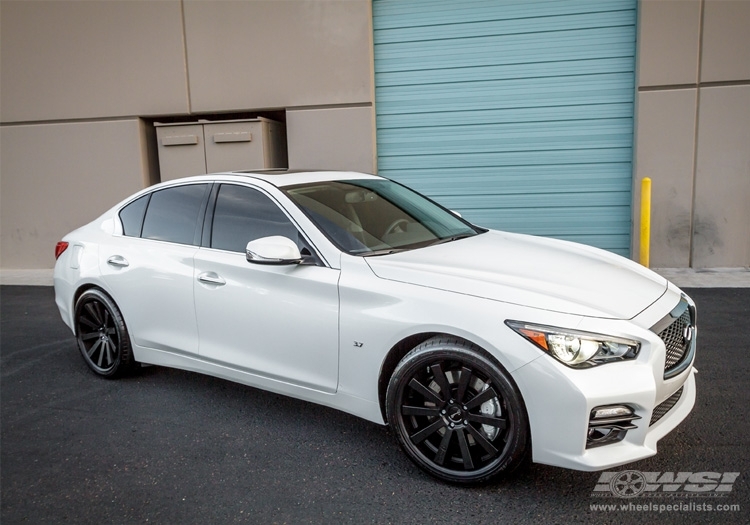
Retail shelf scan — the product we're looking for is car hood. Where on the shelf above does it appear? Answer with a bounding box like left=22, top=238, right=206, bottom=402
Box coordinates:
left=364, top=230, right=667, bottom=319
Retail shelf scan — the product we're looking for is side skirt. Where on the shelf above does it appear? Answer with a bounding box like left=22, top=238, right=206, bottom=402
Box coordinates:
left=133, top=344, right=386, bottom=425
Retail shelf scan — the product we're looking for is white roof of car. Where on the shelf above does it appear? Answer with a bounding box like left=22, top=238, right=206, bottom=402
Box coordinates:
left=114, top=171, right=386, bottom=211
left=222, top=170, right=383, bottom=187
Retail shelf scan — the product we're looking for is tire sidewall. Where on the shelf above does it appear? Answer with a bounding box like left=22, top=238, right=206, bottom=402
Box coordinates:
left=74, top=288, right=133, bottom=378
left=386, top=339, right=529, bottom=484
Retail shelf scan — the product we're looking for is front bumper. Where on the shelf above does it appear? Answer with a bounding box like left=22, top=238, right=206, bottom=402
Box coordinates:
left=510, top=287, right=697, bottom=471
left=515, top=363, right=696, bottom=471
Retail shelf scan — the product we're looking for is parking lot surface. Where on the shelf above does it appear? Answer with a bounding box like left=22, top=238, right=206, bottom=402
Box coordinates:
left=1, top=285, right=747, bottom=524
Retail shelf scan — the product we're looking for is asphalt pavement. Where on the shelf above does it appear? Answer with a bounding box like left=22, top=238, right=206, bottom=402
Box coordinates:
left=1, top=285, right=748, bottom=524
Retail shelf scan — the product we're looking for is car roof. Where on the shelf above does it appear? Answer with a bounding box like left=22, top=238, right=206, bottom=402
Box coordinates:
left=217, top=170, right=384, bottom=188
left=113, top=170, right=387, bottom=212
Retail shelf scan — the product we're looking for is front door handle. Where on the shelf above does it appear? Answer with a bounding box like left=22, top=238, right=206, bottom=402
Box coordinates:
left=107, top=255, right=129, bottom=268
left=197, top=272, right=226, bottom=286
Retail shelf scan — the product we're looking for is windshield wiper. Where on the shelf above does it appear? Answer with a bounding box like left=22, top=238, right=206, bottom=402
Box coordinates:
left=428, top=233, right=476, bottom=246
left=360, top=248, right=409, bottom=257
left=361, top=232, right=479, bottom=256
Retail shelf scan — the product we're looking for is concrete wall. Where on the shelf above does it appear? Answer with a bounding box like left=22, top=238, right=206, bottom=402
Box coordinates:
left=634, top=0, right=750, bottom=269
left=183, top=1, right=373, bottom=112
left=1, top=120, right=154, bottom=269
left=0, top=1, right=189, bottom=122
left=0, top=0, right=375, bottom=275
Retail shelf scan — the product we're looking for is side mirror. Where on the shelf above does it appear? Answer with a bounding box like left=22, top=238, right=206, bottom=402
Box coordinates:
left=246, top=236, right=302, bottom=265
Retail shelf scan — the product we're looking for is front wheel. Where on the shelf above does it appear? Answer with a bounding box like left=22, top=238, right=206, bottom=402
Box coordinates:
left=386, top=337, right=529, bottom=484
left=74, top=288, right=136, bottom=378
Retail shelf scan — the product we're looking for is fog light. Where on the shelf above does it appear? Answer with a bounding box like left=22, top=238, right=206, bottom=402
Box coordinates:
left=592, top=406, right=634, bottom=419
left=587, top=404, right=641, bottom=448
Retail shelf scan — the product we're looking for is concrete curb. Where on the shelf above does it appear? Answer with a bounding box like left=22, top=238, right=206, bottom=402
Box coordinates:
left=654, top=267, right=750, bottom=288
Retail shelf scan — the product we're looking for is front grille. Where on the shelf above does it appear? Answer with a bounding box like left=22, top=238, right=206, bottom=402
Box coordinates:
left=658, top=308, right=692, bottom=374
left=650, top=387, right=684, bottom=426
left=660, top=309, right=691, bottom=368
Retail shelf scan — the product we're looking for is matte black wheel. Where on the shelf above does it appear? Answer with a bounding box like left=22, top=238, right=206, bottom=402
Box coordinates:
left=74, top=289, right=135, bottom=378
left=386, top=337, right=529, bottom=484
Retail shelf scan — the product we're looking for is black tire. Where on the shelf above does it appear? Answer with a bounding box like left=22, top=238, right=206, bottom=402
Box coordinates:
left=74, top=288, right=136, bottom=378
left=386, top=337, right=529, bottom=484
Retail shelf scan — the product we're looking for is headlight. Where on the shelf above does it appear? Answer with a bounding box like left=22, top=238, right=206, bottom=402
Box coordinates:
left=505, top=321, right=640, bottom=368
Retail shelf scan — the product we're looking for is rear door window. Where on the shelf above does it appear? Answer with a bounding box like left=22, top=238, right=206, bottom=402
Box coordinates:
left=119, top=194, right=150, bottom=237
left=141, top=184, right=209, bottom=245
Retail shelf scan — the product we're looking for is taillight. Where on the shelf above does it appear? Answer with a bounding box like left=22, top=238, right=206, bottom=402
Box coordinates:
left=55, top=241, right=69, bottom=260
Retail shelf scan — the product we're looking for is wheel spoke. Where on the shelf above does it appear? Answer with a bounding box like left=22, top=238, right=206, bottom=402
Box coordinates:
left=402, top=405, right=441, bottom=417
left=466, top=424, right=499, bottom=457
left=85, top=302, right=102, bottom=326
left=435, top=427, right=453, bottom=465
left=429, top=364, right=452, bottom=401
left=81, top=332, right=100, bottom=341
left=467, top=413, right=507, bottom=430
left=408, top=378, right=444, bottom=406
left=410, top=418, right=445, bottom=445
left=456, top=367, right=472, bottom=403
left=97, top=341, right=106, bottom=367
left=455, top=428, right=474, bottom=470
left=464, top=387, right=498, bottom=410
left=105, top=327, right=116, bottom=335
left=104, top=340, right=114, bottom=367
left=87, top=339, right=102, bottom=358
left=79, top=315, right=99, bottom=330
left=103, top=308, right=110, bottom=328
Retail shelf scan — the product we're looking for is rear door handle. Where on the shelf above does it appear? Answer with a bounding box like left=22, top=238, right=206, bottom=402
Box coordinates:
left=107, top=255, right=129, bottom=268
left=197, top=272, right=226, bottom=286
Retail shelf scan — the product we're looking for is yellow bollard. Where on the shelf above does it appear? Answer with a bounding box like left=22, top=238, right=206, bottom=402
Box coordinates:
left=640, top=177, right=651, bottom=267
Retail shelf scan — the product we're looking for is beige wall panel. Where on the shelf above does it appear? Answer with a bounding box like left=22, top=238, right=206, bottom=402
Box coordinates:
left=633, top=89, right=697, bottom=267
left=692, top=86, right=750, bottom=268
left=1, top=120, right=148, bottom=269
left=287, top=106, right=375, bottom=173
left=701, top=0, right=750, bottom=82
left=637, top=0, right=701, bottom=87
left=0, top=0, right=188, bottom=123
left=184, top=0, right=374, bottom=112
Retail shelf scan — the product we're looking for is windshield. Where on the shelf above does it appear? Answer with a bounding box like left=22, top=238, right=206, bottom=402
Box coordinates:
left=283, top=179, right=483, bottom=255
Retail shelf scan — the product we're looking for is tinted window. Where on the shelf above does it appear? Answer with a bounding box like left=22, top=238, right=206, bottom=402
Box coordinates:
left=141, top=185, right=207, bottom=245
left=119, top=194, right=149, bottom=237
left=284, top=179, right=480, bottom=255
left=211, top=184, right=299, bottom=253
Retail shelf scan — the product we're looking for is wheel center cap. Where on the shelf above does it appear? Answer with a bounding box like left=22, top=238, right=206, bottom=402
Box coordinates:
left=448, top=406, right=463, bottom=423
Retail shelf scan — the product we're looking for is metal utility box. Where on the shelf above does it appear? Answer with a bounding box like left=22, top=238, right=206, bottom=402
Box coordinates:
left=155, top=118, right=287, bottom=182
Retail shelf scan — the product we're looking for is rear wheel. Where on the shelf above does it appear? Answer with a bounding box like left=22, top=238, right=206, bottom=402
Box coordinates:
left=74, top=289, right=136, bottom=378
left=386, top=337, right=529, bottom=484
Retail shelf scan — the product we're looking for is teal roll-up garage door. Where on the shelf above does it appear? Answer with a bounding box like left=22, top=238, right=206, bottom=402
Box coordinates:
left=373, top=0, right=637, bottom=256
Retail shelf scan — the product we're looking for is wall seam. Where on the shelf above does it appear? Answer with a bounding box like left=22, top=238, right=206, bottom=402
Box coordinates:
left=367, top=0, right=378, bottom=175
left=639, top=79, right=750, bottom=92
left=180, top=0, right=193, bottom=115
left=688, top=0, right=706, bottom=268
left=0, top=117, right=144, bottom=127
left=286, top=102, right=373, bottom=111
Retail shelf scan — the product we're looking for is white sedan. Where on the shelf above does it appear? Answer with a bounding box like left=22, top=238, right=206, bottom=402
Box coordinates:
left=54, top=171, right=697, bottom=484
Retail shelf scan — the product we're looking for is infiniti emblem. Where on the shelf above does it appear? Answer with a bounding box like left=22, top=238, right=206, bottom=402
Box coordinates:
left=683, top=325, right=693, bottom=343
